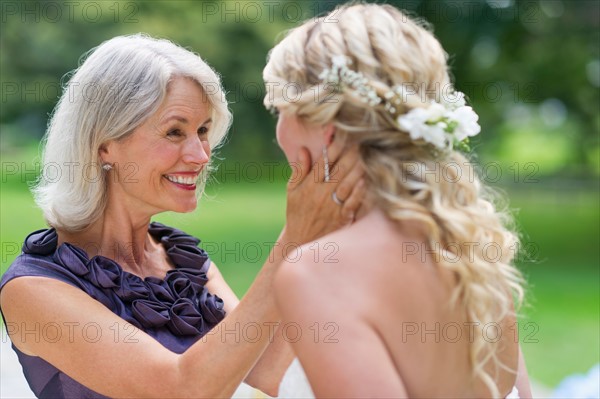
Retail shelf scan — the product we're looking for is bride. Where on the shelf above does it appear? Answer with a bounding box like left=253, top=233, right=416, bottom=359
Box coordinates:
left=268, top=3, right=532, bottom=398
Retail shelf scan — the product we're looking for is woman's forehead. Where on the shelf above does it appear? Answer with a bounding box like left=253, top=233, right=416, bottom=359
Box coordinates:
left=156, top=79, right=212, bottom=121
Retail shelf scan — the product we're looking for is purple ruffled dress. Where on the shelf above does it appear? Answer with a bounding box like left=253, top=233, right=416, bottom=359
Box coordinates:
left=0, top=222, right=226, bottom=398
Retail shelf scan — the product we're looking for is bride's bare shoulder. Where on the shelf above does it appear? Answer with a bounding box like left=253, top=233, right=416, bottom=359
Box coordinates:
left=274, top=208, right=438, bottom=310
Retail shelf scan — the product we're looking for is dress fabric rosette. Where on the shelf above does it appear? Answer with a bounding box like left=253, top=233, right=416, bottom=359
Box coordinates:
left=28, top=222, right=226, bottom=339
left=0, top=222, right=227, bottom=399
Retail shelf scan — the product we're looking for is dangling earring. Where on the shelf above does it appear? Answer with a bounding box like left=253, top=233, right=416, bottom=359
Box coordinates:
left=322, top=146, right=330, bottom=182
left=102, top=163, right=113, bottom=171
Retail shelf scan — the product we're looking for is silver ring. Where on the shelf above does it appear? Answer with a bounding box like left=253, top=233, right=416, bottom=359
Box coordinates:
left=332, top=191, right=344, bottom=206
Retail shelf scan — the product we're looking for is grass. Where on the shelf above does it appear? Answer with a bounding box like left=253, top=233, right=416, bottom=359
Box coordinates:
left=510, top=190, right=600, bottom=386
left=0, top=177, right=598, bottom=388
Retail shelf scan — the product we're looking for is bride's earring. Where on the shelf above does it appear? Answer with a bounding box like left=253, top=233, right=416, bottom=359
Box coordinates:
left=102, top=163, right=113, bottom=171
left=323, top=146, right=330, bottom=182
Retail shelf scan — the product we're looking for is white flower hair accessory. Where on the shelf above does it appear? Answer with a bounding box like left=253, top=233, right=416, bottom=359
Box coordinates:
left=397, top=98, right=481, bottom=150
left=319, top=55, right=382, bottom=106
left=319, top=55, right=481, bottom=151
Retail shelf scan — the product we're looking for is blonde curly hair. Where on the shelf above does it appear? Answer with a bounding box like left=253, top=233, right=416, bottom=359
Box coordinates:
left=263, top=3, right=525, bottom=397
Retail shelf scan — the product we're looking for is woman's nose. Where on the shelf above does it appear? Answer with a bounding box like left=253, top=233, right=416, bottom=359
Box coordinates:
left=183, top=137, right=210, bottom=165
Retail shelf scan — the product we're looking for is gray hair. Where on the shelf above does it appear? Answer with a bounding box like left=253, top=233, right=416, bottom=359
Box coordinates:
left=33, top=33, right=232, bottom=231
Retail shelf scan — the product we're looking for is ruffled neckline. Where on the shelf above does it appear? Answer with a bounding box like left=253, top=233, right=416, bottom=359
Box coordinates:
left=21, top=222, right=225, bottom=336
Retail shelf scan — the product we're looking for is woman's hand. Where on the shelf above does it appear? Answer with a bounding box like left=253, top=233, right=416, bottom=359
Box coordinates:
left=284, top=138, right=365, bottom=245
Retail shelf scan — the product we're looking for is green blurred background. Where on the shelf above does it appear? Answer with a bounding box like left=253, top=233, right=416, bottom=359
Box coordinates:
left=1, top=0, right=598, bottom=390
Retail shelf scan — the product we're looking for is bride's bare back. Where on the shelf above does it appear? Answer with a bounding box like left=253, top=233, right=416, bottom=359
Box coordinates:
left=275, top=208, right=519, bottom=398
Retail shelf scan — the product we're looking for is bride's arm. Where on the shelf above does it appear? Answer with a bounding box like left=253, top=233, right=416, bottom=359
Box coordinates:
left=515, top=344, right=533, bottom=398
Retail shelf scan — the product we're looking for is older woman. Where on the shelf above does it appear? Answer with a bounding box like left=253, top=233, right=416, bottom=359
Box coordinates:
left=0, top=34, right=363, bottom=398
left=265, top=3, right=533, bottom=398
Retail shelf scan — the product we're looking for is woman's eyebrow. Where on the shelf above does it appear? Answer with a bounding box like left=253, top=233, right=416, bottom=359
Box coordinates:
left=160, top=115, right=189, bottom=125
left=160, top=116, right=212, bottom=125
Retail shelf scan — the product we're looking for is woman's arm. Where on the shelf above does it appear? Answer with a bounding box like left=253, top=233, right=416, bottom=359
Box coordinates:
left=203, top=140, right=365, bottom=395
left=1, top=236, right=292, bottom=399
left=204, top=257, right=295, bottom=397
left=240, top=142, right=366, bottom=395
left=2, top=219, right=299, bottom=398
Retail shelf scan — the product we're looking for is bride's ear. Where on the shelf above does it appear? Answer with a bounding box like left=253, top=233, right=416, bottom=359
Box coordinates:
left=322, top=123, right=336, bottom=146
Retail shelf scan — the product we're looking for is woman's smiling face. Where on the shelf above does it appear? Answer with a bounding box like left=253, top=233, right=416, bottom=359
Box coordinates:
left=102, top=77, right=213, bottom=215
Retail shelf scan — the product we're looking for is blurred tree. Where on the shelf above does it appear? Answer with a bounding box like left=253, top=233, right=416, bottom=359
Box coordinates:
left=1, top=0, right=598, bottom=174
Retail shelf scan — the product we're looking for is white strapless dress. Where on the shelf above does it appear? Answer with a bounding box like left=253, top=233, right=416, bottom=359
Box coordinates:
left=506, top=386, right=521, bottom=398
left=278, top=358, right=315, bottom=398
left=278, top=359, right=520, bottom=399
